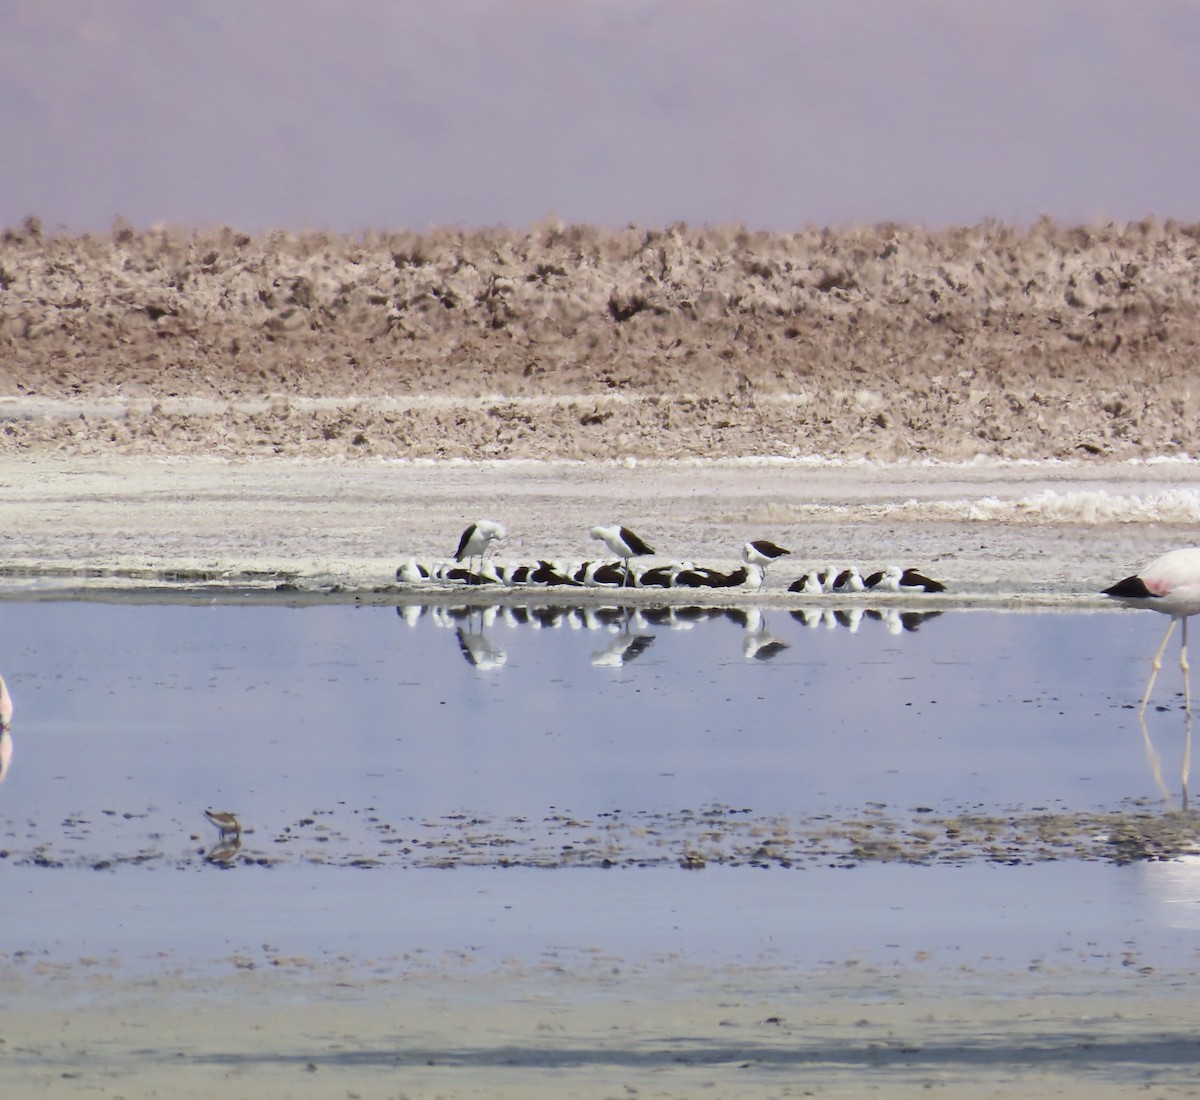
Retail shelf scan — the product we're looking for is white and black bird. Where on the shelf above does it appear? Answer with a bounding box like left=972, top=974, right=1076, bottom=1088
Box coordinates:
left=454, top=520, right=506, bottom=582
left=674, top=564, right=725, bottom=588
left=635, top=562, right=682, bottom=588
left=830, top=565, right=866, bottom=593
left=577, top=560, right=626, bottom=587
left=589, top=525, right=656, bottom=586
left=742, top=540, right=791, bottom=571
left=395, top=557, right=432, bottom=584
left=529, top=560, right=581, bottom=586
left=708, top=563, right=764, bottom=590
left=788, top=573, right=825, bottom=595
left=865, top=565, right=946, bottom=593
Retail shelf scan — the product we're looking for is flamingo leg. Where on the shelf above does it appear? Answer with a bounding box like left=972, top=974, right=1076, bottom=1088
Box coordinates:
left=1140, top=618, right=1177, bottom=717
left=1182, top=617, right=1193, bottom=807
left=1182, top=615, right=1192, bottom=718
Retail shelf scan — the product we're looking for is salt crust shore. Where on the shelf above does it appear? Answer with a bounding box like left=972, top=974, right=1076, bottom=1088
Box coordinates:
left=0, top=452, right=1195, bottom=601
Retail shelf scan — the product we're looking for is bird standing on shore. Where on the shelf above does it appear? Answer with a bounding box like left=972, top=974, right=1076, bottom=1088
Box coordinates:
left=1104, top=548, right=1200, bottom=717
left=742, top=540, right=791, bottom=571
left=454, top=520, right=505, bottom=582
left=589, top=525, right=655, bottom=586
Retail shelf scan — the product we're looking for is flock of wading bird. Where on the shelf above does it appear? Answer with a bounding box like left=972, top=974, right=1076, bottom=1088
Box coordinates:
left=396, top=521, right=948, bottom=595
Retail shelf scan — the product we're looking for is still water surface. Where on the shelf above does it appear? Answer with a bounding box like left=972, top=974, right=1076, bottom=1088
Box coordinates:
left=0, top=598, right=1185, bottom=820
left=2, top=598, right=1198, bottom=973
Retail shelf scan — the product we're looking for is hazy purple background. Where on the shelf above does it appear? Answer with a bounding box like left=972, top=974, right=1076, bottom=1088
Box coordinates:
left=3, top=1, right=1199, bottom=233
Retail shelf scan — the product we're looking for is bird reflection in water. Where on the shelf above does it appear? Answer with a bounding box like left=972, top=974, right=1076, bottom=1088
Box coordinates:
left=591, top=609, right=656, bottom=668
left=1135, top=710, right=1191, bottom=811
left=0, top=673, right=14, bottom=784
left=726, top=608, right=790, bottom=661
left=396, top=599, right=944, bottom=672
left=791, top=607, right=943, bottom=635
left=456, top=623, right=508, bottom=669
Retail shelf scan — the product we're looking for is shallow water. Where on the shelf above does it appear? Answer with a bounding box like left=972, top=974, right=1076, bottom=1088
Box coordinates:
left=0, top=598, right=1189, bottom=819
left=3, top=598, right=1199, bottom=973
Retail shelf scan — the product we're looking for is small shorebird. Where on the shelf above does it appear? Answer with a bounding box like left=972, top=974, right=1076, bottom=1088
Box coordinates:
left=1104, top=548, right=1200, bottom=717
left=204, top=809, right=242, bottom=838
left=454, top=520, right=506, bottom=581
left=589, top=525, right=656, bottom=586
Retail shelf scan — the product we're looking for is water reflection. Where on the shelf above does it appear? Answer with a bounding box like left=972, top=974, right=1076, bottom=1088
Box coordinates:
left=0, top=673, right=13, bottom=783
left=0, top=673, right=12, bottom=730
left=729, top=608, right=790, bottom=661
left=0, top=601, right=1193, bottom=851
left=397, top=600, right=944, bottom=670
left=591, top=626, right=656, bottom=668
left=456, top=624, right=508, bottom=669
left=1139, top=709, right=1194, bottom=811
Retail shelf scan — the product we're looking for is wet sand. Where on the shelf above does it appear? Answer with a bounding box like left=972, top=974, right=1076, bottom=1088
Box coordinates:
left=8, top=961, right=1200, bottom=1099
left=4, top=221, right=1200, bottom=1097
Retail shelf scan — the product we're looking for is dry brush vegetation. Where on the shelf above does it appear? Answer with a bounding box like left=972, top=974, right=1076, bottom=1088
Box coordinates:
left=1, top=215, right=1198, bottom=460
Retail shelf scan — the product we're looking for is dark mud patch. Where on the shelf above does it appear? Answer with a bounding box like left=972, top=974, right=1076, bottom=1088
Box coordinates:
left=5, top=801, right=1199, bottom=872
